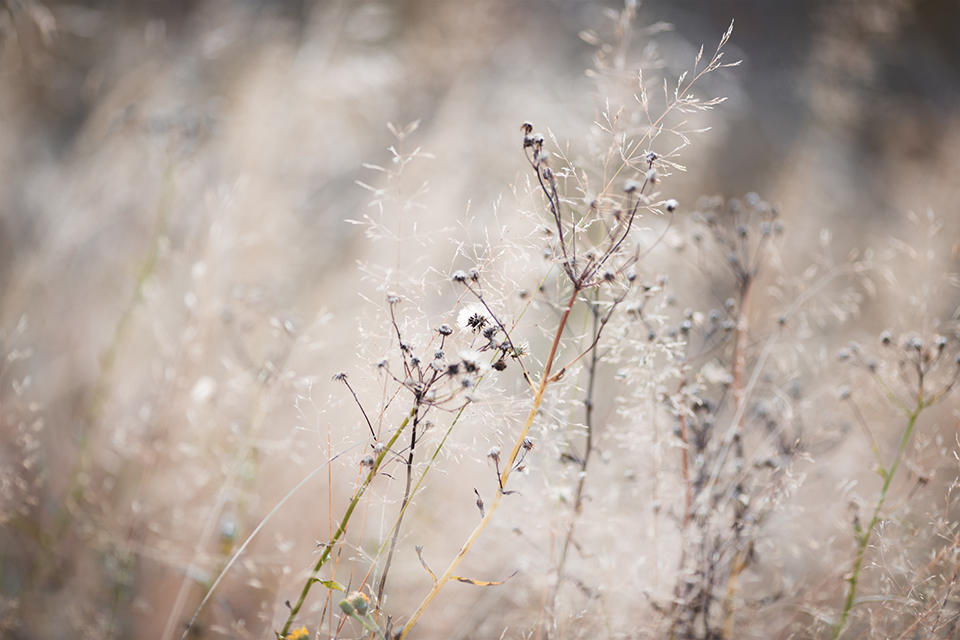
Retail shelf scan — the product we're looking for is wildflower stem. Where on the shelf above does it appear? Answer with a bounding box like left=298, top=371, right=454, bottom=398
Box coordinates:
left=399, top=285, right=581, bottom=639
left=369, top=404, right=470, bottom=619
left=545, top=290, right=602, bottom=635
left=376, top=412, right=420, bottom=607
left=676, top=375, right=693, bottom=525
left=279, top=407, right=416, bottom=638
left=833, top=406, right=922, bottom=639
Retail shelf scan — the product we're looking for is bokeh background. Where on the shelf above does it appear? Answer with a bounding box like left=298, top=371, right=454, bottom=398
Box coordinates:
left=1, top=0, right=958, bottom=638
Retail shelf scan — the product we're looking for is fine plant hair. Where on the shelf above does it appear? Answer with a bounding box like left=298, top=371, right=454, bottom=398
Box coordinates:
left=827, top=212, right=960, bottom=639
left=5, top=4, right=960, bottom=640
left=232, top=5, right=748, bottom=639
left=178, top=6, right=959, bottom=640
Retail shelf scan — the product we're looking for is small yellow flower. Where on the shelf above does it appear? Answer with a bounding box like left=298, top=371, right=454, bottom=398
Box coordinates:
left=285, top=626, right=309, bottom=640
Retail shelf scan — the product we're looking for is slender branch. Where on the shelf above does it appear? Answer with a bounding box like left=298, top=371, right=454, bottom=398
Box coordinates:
left=554, top=291, right=602, bottom=598
left=279, top=407, right=417, bottom=638
left=833, top=407, right=921, bottom=639
left=376, top=411, right=420, bottom=607
left=338, top=375, right=378, bottom=440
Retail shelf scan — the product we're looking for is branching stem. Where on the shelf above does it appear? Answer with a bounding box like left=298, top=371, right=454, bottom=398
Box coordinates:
left=398, top=285, right=581, bottom=639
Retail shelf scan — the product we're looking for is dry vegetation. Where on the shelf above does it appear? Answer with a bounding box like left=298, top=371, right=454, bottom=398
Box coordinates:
left=1, top=1, right=959, bottom=639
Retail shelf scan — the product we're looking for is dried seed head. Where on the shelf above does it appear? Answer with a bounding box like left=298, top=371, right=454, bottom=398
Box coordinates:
left=361, top=455, right=375, bottom=468
left=623, top=179, right=640, bottom=194
left=387, top=293, right=401, bottom=305
left=487, top=446, right=501, bottom=463
left=458, top=304, right=492, bottom=333
left=459, top=349, right=484, bottom=373
left=522, top=437, right=534, bottom=451
left=646, top=168, right=658, bottom=183
left=664, top=198, right=679, bottom=212
left=880, top=330, right=893, bottom=346
left=438, top=324, right=453, bottom=336
left=469, top=267, right=480, bottom=282
left=332, top=372, right=347, bottom=381
left=451, top=270, right=468, bottom=283
left=645, top=151, right=658, bottom=163
left=521, top=122, right=533, bottom=135
left=492, top=359, right=507, bottom=371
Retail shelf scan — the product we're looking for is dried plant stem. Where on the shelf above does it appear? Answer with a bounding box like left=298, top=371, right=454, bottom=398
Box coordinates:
left=542, top=291, right=602, bottom=639
left=399, top=286, right=581, bottom=639
left=177, top=435, right=359, bottom=640
left=676, top=375, right=693, bottom=525
left=893, top=550, right=960, bottom=640
left=279, top=407, right=417, bottom=638
left=376, top=414, right=420, bottom=607
left=718, top=275, right=754, bottom=636
left=730, top=275, right=753, bottom=427
left=368, top=404, right=470, bottom=623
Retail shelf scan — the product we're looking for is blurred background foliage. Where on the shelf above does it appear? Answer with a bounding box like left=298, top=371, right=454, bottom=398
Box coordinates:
left=1, top=0, right=958, bottom=638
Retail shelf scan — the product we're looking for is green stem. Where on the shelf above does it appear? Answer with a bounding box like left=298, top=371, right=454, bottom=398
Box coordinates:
left=833, top=406, right=922, bottom=639
left=279, top=407, right=416, bottom=638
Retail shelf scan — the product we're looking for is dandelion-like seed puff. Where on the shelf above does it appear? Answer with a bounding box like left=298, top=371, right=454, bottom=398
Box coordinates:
left=457, top=303, right=493, bottom=333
